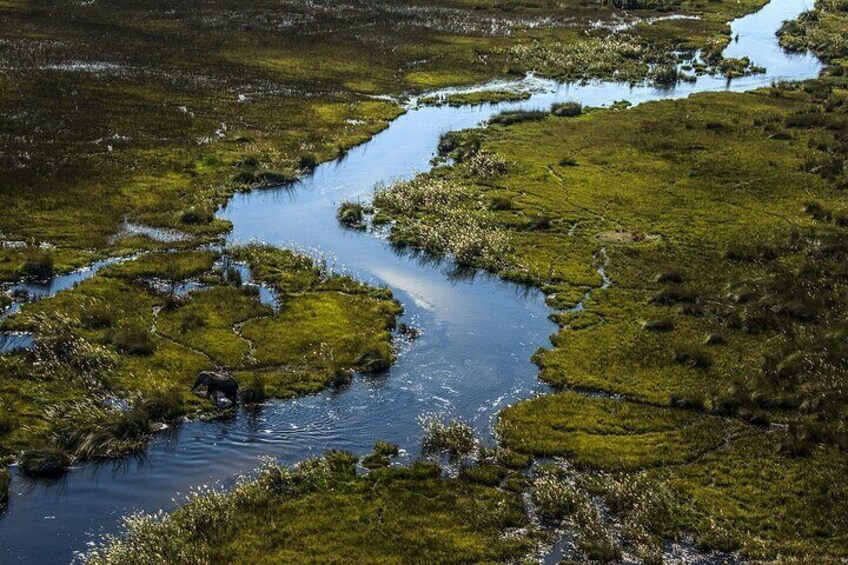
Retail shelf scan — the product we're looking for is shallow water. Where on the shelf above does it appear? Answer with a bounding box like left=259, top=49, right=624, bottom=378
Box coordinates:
left=0, top=0, right=821, bottom=561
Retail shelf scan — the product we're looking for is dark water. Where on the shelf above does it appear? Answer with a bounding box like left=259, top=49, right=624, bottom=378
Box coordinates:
left=0, top=0, right=821, bottom=561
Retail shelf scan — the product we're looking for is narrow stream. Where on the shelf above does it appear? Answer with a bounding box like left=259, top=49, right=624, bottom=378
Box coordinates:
left=0, top=0, right=821, bottom=561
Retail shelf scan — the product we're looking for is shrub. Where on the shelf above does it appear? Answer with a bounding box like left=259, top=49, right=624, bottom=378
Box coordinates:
left=180, top=207, right=214, bottom=225
left=673, top=347, right=712, bottom=369
left=641, top=318, right=674, bottom=332
left=373, top=440, right=400, bottom=458
left=179, top=311, right=206, bottom=333
left=240, top=374, right=266, bottom=404
left=420, top=415, right=476, bottom=459
left=703, top=333, right=726, bottom=346
left=231, top=171, right=256, bottom=185
left=531, top=470, right=581, bottom=523
left=654, top=269, right=684, bottom=284
left=551, top=101, right=582, bottom=117
left=650, top=65, right=679, bottom=87
left=803, top=200, right=830, bottom=221
left=22, top=251, right=54, bottom=279
left=361, top=440, right=400, bottom=469
left=298, top=153, right=318, bottom=171
left=649, top=288, right=697, bottom=305
left=670, top=393, right=706, bottom=411
left=223, top=266, right=242, bottom=287
left=467, top=150, right=509, bottom=178
left=0, top=405, right=17, bottom=435
left=113, top=326, right=156, bottom=356
left=19, top=446, right=71, bottom=477
left=780, top=424, right=815, bottom=457
left=725, top=243, right=778, bottom=262
left=140, top=387, right=184, bottom=421
left=488, top=196, right=514, bottom=211
left=0, top=468, right=8, bottom=509
left=489, top=110, right=547, bottom=126
left=522, top=216, right=552, bottom=231
left=558, top=156, right=578, bottom=167
left=337, top=201, right=366, bottom=229
left=255, top=171, right=294, bottom=185
left=459, top=463, right=508, bottom=486
left=81, top=303, right=115, bottom=329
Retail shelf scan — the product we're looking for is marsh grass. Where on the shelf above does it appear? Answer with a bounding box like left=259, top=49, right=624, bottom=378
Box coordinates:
left=337, top=201, right=367, bottom=229
left=361, top=440, right=400, bottom=469
left=19, top=446, right=70, bottom=478
left=0, top=467, right=8, bottom=509
left=420, top=414, right=477, bottom=459
left=551, top=101, right=582, bottom=117
left=489, top=109, right=547, bottom=126
left=112, top=325, right=156, bottom=356
left=82, top=455, right=531, bottom=564
left=21, top=251, right=54, bottom=279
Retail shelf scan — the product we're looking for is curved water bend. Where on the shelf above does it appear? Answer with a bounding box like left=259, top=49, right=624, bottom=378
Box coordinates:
left=0, top=0, right=821, bottom=562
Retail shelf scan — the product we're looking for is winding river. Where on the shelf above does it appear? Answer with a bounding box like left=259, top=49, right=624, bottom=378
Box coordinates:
left=0, top=0, right=822, bottom=561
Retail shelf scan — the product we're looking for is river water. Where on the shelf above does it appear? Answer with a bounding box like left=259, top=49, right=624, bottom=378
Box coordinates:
left=0, top=0, right=821, bottom=561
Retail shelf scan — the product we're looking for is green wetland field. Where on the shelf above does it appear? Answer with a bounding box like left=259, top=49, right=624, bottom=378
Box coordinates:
left=1, top=0, right=848, bottom=562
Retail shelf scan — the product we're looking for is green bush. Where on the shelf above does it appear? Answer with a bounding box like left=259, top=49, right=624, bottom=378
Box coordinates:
left=0, top=468, right=9, bottom=509
left=641, top=318, right=674, bottom=331
left=19, top=446, right=71, bottom=477
left=180, top=206, right=214, bottom=225
left=22, top=251, right=54, bottom=279
left=420, top=415, right=476, bottom=459
left=337, top=201, right=366, bottom=229
left=113, top=326, right=156, bottom=356
left=240, top=374, right=267, bottom=404
left=298, top=153, right=318, bottom=170
left=489, top=110, right=547, bottom=126
left=673, top=347, right=713, bottom=369
left=551, top=101, right=582, bottom=117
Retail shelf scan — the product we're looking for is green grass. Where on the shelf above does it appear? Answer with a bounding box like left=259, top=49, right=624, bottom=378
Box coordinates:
left=498, top=392, right=728, bottom=470
left=83, top=456, right=534, bottom=565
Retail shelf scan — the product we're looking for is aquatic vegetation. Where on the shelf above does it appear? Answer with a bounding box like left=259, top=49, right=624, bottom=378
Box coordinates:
left=336, top=200, right=367, bottom=229
left=500, top=36, right=649, bottom=81
left=489, top=109, right=549, bottom=126
left=19, top=447, right=70, bottom=478
left=372, top=177, right=511, bottom=269
left=420, top=414, right=477, bottom=459
left=361, top=440, right=400, bottom=469
left=780, top=0, right=848, bottom=62
left=550, top=101, right=583, bottom=117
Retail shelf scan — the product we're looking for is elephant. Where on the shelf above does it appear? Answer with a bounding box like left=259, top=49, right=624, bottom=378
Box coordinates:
left=191, top=371, right=239, bottom=406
